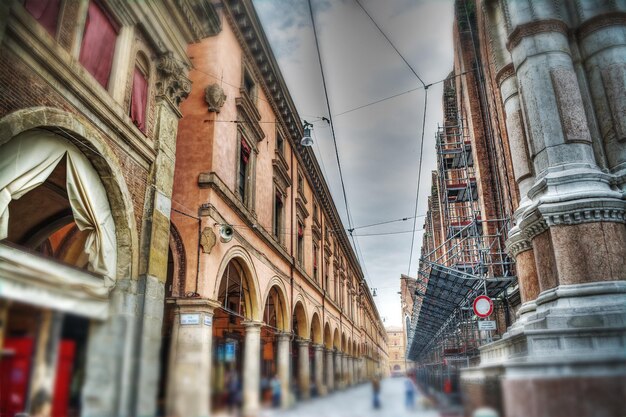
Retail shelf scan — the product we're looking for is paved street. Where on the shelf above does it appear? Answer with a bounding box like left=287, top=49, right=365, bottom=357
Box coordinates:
left=259, top=378, right=442, bottom=417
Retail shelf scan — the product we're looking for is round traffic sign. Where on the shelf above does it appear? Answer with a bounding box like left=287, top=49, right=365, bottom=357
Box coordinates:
left=473, top=295, right=493, bottom=318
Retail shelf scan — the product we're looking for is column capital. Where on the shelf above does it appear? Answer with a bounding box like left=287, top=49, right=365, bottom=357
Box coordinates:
left=168, top=297, right=221, bottom=313
left=312, top=343, right=325, bottom=351
left=275, top=331, right=291, bottom=342
left=297, top=338, right=311, bottom=347
left=243, top=320, right=264, bottom=330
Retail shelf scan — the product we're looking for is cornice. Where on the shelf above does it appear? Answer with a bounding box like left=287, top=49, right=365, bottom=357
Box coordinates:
left=507, top=19, right=568, bottom=51
left=166, top=0, right=221, bottom=43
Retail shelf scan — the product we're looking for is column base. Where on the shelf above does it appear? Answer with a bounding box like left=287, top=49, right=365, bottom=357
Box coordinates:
left=463, top=281, right=626, bottom=416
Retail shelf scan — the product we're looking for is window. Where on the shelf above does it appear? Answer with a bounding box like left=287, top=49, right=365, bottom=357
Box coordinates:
left=313, top=243, right=319, bottom=282
left=313, top=202, right=319, bottom=223
left=79, top=1, right=118, bottom=88
left=239, top=138, right=252, bottom=202
left=297, top=172, right=304, bottom=195
left=130, top=65, right=148, bottom=133
left=24, top=0, right=61, bottom=36
left=276, top=132, right=284, bottom=156
left=324, top=260, right=330, bottom=292
left=297, top=222, right=304, bottom=266
left=273, top=191, right=283, bottom=242
left=243, top=68, right=256, bottom=102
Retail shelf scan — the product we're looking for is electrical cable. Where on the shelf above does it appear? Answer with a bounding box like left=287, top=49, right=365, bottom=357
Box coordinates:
left=407, top=89, right=429, bottom=277
left=350, top=0, right=432, bottom=278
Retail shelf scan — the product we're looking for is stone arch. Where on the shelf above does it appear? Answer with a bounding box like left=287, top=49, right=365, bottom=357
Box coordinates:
left=310, top=312, right=322, bottom=344
left=168, top=221, right=186, bottom=297
left=323, top=323, right=332, bottom=349
left=341, top=332, right=347, bottom=352
left=213, top=245, right=261, bottom=321
left=0, top=107, right=138, bottom=281
left=333, top=328, right=340, bottom=350
left=262, top=277, right=290, bottom=331
left=292, top=298, right=309, bottom=339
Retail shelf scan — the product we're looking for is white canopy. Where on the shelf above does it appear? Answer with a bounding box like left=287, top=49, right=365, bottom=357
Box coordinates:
left=0, top=129, right=117, bottom=286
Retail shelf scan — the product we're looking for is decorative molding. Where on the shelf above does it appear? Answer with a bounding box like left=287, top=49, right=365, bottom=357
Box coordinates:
left=199, top=226, right=216, bottom=254
left=495, top=62, right=515, bottom=86
left=522, top=216, right=549, bottom=241
left=155, top=51, right=191, bottom=111
left=506, top=232, right=533, bottom=258
left=507, top=19, right=568, bottom=51
left=296, top=197, right=310, bottom=221
left=204, top=83, right=226, bottom=113
left=544, top=207, right=626, bottom=226
left=577, top=12, right=626, bottom=39
left=235, top=89, right=264, bottom=142
left=170, top=0, right=221, bottom=42
left=272, top=150, right=291, bottom=195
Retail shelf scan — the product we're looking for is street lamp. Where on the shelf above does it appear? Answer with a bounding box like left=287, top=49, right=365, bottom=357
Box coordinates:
left=301, top=121, right=314, bottom=146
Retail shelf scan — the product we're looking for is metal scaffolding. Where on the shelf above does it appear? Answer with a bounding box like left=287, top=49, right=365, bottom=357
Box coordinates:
left=407, top=75, right=516, bottom=366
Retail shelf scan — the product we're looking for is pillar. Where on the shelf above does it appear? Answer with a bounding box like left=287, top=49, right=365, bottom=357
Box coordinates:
left=276, top=332, right=291, bottom=408
left=325, top=348, right=334, bottom=391
left=334, top=350, right=342, bottom=389
left=297, top=339, right=310, bottom=400
left=342, top=354, right=348, bottom=387
left=28, top=310, right=63, bottom=413
left=242, top=321, right=262, bottom=417
left=165, top=299, right=218, bottom=417
left=312, top=344, right=325, bottom=396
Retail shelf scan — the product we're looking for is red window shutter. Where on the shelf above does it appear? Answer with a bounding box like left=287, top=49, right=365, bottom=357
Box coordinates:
left=24, top=0, right=61, bottom=35
left=130, top=67, right=148, bottom=132
left=241, top=138, right=251, bottom=164
left=79, top=1, right=118, bottom=88
left=298, top=224, right=303, bottom=238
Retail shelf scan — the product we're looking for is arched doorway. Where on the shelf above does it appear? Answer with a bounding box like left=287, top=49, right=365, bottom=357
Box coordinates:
left=0, top=128, right=119, bottom=417
left=309, top=312, right=322, bottom=396
left=211, top=258, right=258, bottom=413
left=291, top=300, right=308, bottom=400
left=260, top=284, right=288, bottom=406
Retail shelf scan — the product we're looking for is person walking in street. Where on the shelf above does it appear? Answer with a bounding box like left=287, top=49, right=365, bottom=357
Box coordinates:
left=371, top=374, right=381, bottom=409
left=270, top=373, right=282, bottom=408
left=404, top=377, right=416, bottom=409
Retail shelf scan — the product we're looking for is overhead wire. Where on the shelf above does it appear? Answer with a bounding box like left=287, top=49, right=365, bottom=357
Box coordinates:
left=352, top=0, right=431, bottom=277
left=308, top=0, right=375, bottom=291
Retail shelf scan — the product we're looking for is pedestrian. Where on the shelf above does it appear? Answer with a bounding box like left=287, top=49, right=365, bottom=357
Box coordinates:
left=371, top=374, right=381, bottom=409
left=226, top=370, right=242, bottom=415
left=270, top=373, right=282, bottom=408
left=404, top=377, right=416, bottom=409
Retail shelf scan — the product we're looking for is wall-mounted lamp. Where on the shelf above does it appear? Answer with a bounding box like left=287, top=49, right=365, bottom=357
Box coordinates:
left=301, top=120, right=314, bottom=147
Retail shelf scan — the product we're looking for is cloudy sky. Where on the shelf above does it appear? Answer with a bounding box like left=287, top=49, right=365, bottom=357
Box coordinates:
left=253, top=0, right=455, bottom=327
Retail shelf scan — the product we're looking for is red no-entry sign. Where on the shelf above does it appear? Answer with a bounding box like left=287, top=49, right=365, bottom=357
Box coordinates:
left=473, top=295, right=493, bottom=318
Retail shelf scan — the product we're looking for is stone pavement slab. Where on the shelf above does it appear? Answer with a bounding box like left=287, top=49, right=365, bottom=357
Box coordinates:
left=258, top=377, right=442, bottom=417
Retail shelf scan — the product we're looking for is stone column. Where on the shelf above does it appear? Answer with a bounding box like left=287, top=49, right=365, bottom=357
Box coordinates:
left=242, top=321, right=262, bottom=417
left=325, top=348, right=334, bottom=391
left=313, top=344, right=325, bottom=396
left=297, top=339, right=311, bottom=400
left=342, top=354, right=348, bottom=387
left=276, top=332, right=291, bottom=408
left=165, top=298, right=218, bottom=417
left=578, top=9, right=626, bottom=177
left=28, top=310, right=63, bottom=413
left=334, top=350, right=342, bottom=389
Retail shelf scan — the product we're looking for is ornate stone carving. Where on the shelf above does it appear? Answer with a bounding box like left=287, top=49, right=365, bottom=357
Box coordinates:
left=156, top=52, right=191, bottom=108
left=577, top=12, right=626, bottom=39
left=204, top=83, right=227, bottom=113
left=200, top=226, right=216, bottom=254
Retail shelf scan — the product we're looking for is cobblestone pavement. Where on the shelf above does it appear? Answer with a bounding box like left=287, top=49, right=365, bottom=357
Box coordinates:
left=258, top=377, right=443, bottom=417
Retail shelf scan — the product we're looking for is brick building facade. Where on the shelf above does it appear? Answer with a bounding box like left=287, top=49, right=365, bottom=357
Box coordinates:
left=406, top=1, right=626, bottom=416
